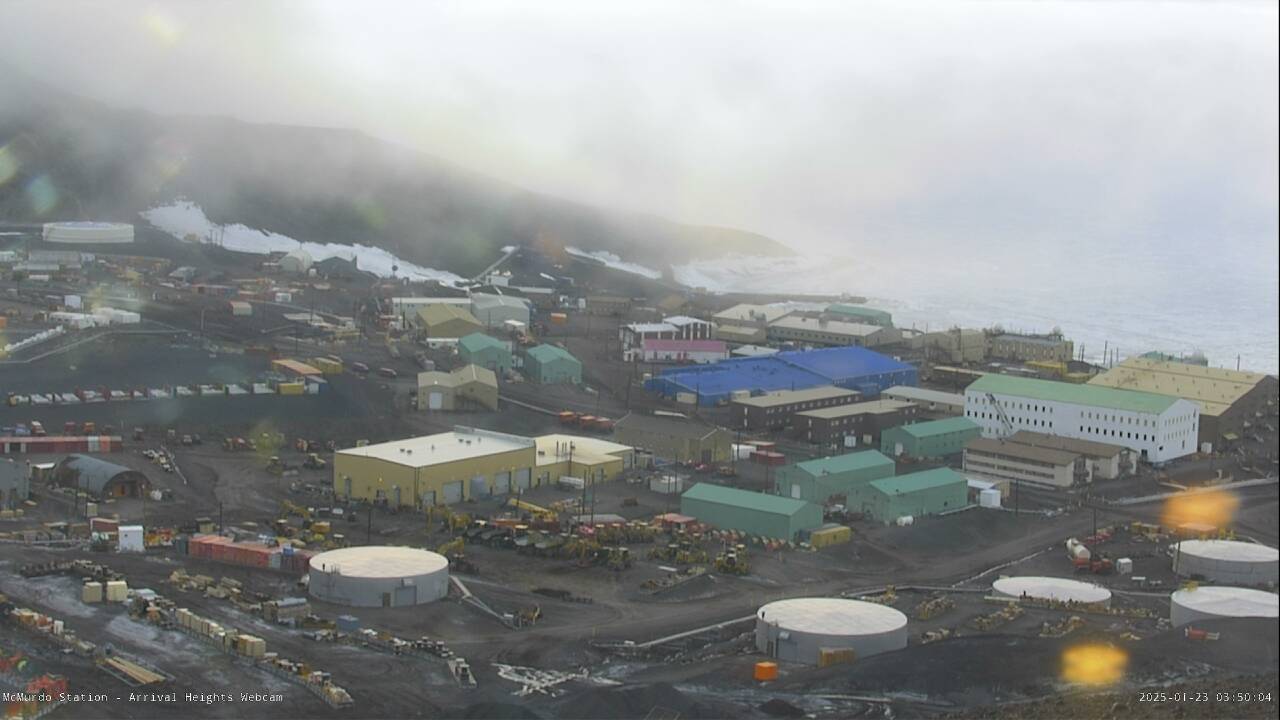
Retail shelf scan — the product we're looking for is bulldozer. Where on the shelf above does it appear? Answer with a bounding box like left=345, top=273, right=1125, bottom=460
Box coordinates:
left=606, top=546, right=632, bottom=571
left=267, top=456, right=299, bottom=476
left=713, top=544, right=749, bottom=575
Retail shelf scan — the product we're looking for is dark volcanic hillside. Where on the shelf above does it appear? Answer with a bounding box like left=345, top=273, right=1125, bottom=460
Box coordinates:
left=0, top=76, right=788, bottom=275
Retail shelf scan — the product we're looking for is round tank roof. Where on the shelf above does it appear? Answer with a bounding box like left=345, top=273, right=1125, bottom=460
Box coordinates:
left=310, top=546, right=447, bottom=579
left=1174, top=540, right=1279, bottom=563
left=993, top=576, right=1112, bottom=604
left=757, top=597, right=907, bottom=636
left=1171, top=586, right=1279, bottom=619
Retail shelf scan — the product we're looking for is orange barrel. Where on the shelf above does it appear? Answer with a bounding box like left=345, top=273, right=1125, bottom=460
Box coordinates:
left=753, top=661, right=778, bottom=681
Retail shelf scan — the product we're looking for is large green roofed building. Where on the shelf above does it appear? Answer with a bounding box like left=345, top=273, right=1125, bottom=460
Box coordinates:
left=774, top=450, right=895, bottom=505
left=680, top=483, right=822, bottom=540
left=967, top=374, right=1178, bottom=414
left=880, top=417, right=980, bottom=459
left=864, top=468, right=967, bottom=522
left=964, top=372, right=1200, bottom=464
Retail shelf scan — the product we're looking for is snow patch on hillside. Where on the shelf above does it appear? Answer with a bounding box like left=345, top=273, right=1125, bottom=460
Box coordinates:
left=140, top=200, right=465, bottom=284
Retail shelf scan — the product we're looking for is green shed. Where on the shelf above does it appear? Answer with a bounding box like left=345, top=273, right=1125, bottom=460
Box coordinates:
left=459, top=333, right=514, bottom=373
left=826, top=304, right=893, bottom=327
left=680, top=483, right=822, bottom=541
left=880, top=417, right=980, bottom=459
left=865, top=468, right=968, bottom=522
left=524, top=344, right=582, bottom=384
left=774, top=450, right=895, bottom=506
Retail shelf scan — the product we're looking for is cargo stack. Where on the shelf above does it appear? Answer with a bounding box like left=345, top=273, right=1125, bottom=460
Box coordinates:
left=104, top=581, right=128, bottom=602
left=81, top=582, right=103, bottom=603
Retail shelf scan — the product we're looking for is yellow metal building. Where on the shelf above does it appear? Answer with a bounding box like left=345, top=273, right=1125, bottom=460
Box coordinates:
left=333, top=427, right=635, bottom=507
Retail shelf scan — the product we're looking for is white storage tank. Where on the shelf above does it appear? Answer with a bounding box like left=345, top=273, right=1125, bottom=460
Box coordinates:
left=993, top=576, right=1112, bottom=607
left=1171, top=540, right=1279, bottom=585
left=309, top=546, right=449, bottom=607
left=755, top=597, right=908, bottom=665
left=1169, top=586, right=1279, bottom=627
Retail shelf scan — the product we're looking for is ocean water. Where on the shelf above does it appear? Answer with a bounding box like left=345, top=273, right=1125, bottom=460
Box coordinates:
left=674, top=247, right=1279, bottom=374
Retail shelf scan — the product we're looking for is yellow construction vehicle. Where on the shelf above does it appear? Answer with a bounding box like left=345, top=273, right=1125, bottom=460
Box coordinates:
left=280, top=500, right=312, bottom=521
left=437, top=537, right=464, bottom=557
left=714, top=544, right=749, bottom=575
left=506, top=497, right=557, bottom=521
left=606, top=546, right=632, bottom=571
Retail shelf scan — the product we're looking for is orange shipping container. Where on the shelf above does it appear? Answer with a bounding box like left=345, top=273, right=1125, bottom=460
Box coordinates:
left=753, top=662, right=778, bottom=681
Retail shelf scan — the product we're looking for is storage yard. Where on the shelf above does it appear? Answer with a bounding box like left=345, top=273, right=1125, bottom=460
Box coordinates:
left=0, top=231, right=1276, bottom=719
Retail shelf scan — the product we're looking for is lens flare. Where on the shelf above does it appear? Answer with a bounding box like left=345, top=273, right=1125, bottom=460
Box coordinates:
left=25, top=175, right=58, bottom=215
left=1160, top=487, right=1238, bottom=531
left=142, top=10, right=184, bottom=47
left=0, top=144, right=19, bottom=186
left=1061, top=642, right=1128, bottom=686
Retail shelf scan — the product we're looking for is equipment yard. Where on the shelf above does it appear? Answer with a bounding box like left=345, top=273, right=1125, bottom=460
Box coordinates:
left=1, top=232, right=1276, bottom=720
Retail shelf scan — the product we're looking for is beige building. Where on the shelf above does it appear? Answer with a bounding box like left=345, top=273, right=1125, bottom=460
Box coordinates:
left=534, top=434, right=636, bottom=486
left=1088, top=358, right=1278, bottom=448
left=767, top=316, right=897, bottom=347
left=333, top=427, right=635, bottom=507
left=715, top=324, right=767, bottom=344
left=964, top=437, right=1085, bottom=488
left=712, top=303, right=792, bottom=327
left=881, top=386, right=966, bottom=418
left=416, top=304, right=483, bottom=338
left=417, top=365, right=499, bottom=411
left=613, top=413, right=733, bottom=464
left=910, top=329, right=988, bottom=364
left=990, top=333, right=1074, bottom=363
left=1005, top=431, right=1132, bottom=480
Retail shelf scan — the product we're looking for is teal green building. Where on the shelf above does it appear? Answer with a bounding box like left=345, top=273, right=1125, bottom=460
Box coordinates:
left=680, top=483, right=822, bottom=540
left=880, top=417, right=980, bottom=459
left=524, top=344, right=582, bottom=384
left=826, top=304, right=893, bottom=327
left=774, top=450, right=895, bottom=506
left=458, top=333, right=514, bottom=373
left=865, top=468, right=968, bottom=522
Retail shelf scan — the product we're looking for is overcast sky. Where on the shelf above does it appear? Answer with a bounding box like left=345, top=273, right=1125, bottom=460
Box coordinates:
left=1, top=0, right=1276, bottom=259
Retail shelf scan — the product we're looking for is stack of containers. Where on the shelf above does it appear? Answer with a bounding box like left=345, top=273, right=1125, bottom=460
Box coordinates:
left=104, top=581, right=128, bottom=602
left=81, top=582, right=103, bottom=603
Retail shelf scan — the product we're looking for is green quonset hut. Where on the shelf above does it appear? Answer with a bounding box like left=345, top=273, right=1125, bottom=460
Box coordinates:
left=680, top=483, right=822, bottom=541
left=774, top=451, right=895, bottom=506
left=865, top=468, right=968, bottom=522
left=826, top=304, right=893, bottom=327
left=524, top=344, right=582, bottom=384
left=458, top=333, right=514, bottom=373
left=880, top=417, right=980, bottom=459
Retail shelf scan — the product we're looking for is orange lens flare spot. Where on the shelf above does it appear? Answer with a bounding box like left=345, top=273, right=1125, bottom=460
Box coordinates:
left=1061, top=643, right=1128, bottom=686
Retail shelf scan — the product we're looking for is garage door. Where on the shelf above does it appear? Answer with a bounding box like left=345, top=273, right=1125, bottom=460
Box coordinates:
left=470, top=475, right=488, bottom=499
left=393, top=585, right=416, bottom=607
left=428, top=391, right=443, bottom=410
left=493, top=471, right=511, bottom=495
left=442, top=481, right=463, bottom=505
left=514, top=468, right=531, bottom=490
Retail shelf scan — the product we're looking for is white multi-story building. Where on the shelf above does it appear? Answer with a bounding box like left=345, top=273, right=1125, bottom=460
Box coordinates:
left=964, top=374, right=1199, bottom=465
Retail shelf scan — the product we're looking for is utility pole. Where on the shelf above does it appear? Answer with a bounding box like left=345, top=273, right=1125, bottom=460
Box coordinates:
left=367, top=507, right=372, bottom=544
left=218, top=501, right=224, bottom=533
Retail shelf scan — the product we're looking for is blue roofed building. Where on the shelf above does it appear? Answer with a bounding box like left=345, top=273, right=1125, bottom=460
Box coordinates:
left=644, top=346, right=917, bottom=406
